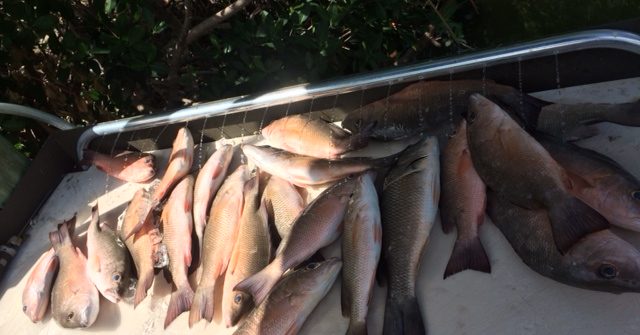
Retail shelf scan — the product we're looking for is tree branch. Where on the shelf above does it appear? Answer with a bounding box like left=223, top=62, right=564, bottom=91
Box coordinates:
left=166, top=0, right=193, bottom=108
left=186, top=0, right=253, bottom=45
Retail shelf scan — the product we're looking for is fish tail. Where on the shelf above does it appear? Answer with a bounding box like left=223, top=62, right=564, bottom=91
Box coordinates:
left=383, top=297, right=426, bottom=335
left=346, top=320, right=368, bottom=335
left=233, top=261, right=282, bottom=305
left=443, top=236, right=491, bottom=279
left=134, top=268, right=155, bottom=308
left=189, top=285, right=215, bottom=327
left=49, top=222, right=71, bottom=251
left=548, top=196, right=610, bottom=254
left=164, top=283, right=195, bottom=329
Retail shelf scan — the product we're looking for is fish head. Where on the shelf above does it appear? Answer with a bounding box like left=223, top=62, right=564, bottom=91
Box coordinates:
left=22, top=289, right=47, bottom=322
left=54, top=293, right=99, bottom=328
left=94, top=269, right=128, bottom=303
left=121, top=153, right=156, bottom=182
left=385, top=136, right=439, bottom=187
left=466, top=93, right=504, bottom=132
left=596, top=181, right=640, bottom=229
left=560, top=230, right=640, bottom=293
left=292, top=258, right=342, bottom=294
left=341, top=108, right=379, bottom=136
left=226, top=291, right=254, bottom=327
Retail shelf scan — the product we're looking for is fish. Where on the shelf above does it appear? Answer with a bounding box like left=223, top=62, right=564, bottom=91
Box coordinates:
left=119, top=205, right=163, bottom=307
left=381, top=136, right=440, bottom=335
left=189, top=165, right=251, bottom=326
left=81, top=150, right=156, bottom=183
left=341, top=80, right=547, bottom=140
left=222, top=173, right=271, bottom=327
left=465, top=93, right=609, bottom=253
left=536, top=101, right=640, bottom=141
left=262, top=175, right=306, bottom=239
left=161, top=175, right=195, bottom=329
left=233, top=258, right=342, bottom=335
left=120, top=188, right=154, bottom=241
left=234, top=176, right=358, bottom=305
left=440, top=119, right=490, bottom=278
left=49, top=222, right=100, bottom=328
left=122, top=127, right=194, bottom=240
left=242, top=144, right=388, bottom=187
left=261, top=114, right=370, bottom=159
left=487, top=192, right=640, bottom=293
left=537, top=134, right=640, bottom=232
left=193, top=144, right=234, bottom=254
left=86, top=204, right=131, bottom=304
left=22, top=248, right=58, bottom=322
left=342, top=171, right=382, bottom=335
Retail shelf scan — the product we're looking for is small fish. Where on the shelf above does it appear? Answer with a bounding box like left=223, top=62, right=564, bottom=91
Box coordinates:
left=440, top=119, right=490, bottom=278
left=342, top=171, right=382, bottom=335
left=193, top=144, right=234, bottom=254
left=82, top=150, right=156, bottom=183
left=49, top=222, right=99, bottom=328
left=120, top=188, right=154, bottom=241
left=189, top=165, right=250, bottom=326
left=466, top=93, right=608, bottom=253
left=234, top=176, right=357, bottom=305
left=161, top=175, right=195, bottom=329
left=242, top=144, right=386, bottom=187
left=234, top=258, right=342, bottom=335
left=262, top=114, right=370, bottom=159
left=537, top=134, right=640, bottom=232
left=382, top=136, right=440, bottom=335
left=262, top=175, right=306, bottom=239
left=537, top=101, right=640, bottom=141
left=222, top=174, right=271, bottom=327
left=86, top=205, right=131, bottom=304
left=22, top=248, right=58, bottom=322
left=341, top=80, right=546, bottom=140
left=123, top=127, right=194, bottom=240
left=487, top=192, right=640, bottom=293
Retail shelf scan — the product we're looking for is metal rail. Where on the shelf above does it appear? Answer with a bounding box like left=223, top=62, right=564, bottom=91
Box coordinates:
left=76, top=29, right=640, bottom=160
left=0, top=103, right=76, bottom=131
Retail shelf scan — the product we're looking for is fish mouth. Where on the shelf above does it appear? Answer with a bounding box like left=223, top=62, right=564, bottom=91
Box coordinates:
left=102, top=289, right=121, bottom=303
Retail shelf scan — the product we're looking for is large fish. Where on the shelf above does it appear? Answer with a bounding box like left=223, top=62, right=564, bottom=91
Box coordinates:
left=161, top=175, right=195, bottom=329
left=119, top=205, right=163, bottom=307
left=242, top=144, right=386, bottom=187
left=233, top=258, right=342, bottom=335
left=537, top=134, right=640, bottom=232
left=487, top=192, right=640, bottom=293
left=382, top=136, right=440, bottom=335
left=235, top=176, right=357, bottom=305
left=189, top=165, right=251, bottom=326
left=193, top=144, right=234, bottom=254
left=22, top=248, right=58, bottom=322
left=440, top=119, right=490, bottom=278
left=81, top=150, right=156, bottom=183
left=342, top=171, right=382, bottom=335
left=222, top=174, right=271, bottom=327
left=537, top=101, right=640, bottom=141
left=262, top=175, right=306, bottom=239
left=122, top=127, right=194, bottom=240
left=341, top=80, right=546, bottom=140
left=262, top=114, right=369, bottom=159
left=86, top=205, right=131, bottom=304
left=466, top=94, right=608, bottom=253
left=49, top=222, right=99, bottom=328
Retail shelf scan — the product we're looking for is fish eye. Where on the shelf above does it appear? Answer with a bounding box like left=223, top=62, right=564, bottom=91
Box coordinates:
left=468, top=112, right=477, bottom=123
left=112, top=273, right=122, bottom=282
left=67, top=312, right=74, bottom=320
left=598, top=263, right=618, bottom=279
left=306, top=262, right=320, bottom=270
left=22, top=305, right=27, bottom=312
left=354, top=119, right=362, bottom=128
left=632, top=191, right=640, bottom=200
left=234, top=294, right=243, bottom=304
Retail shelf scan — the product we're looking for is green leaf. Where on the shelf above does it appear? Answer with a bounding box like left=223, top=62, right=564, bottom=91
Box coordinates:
left=152, top=21, right=167, bottom=35
left=105, top=0, right=116, bottom=14
left=32, top=15, right=56, bottom=32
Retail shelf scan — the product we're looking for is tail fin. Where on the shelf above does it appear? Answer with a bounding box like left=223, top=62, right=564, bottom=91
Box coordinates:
left=189, top=285, right=215, bottom=327
left=49, top=222, right=71, bottom=251
left=164, top=284, right=195, bottom=329
left=134, top=268, right=155, bottom=308
left=346, top=320, right=368, bottom=335
left=548, top=196, right=609, bottom=254
left=233, top=261, right=282, bottom=305
left=443, top=236, right=491, bottom=279
left=383, top=297, right=425, bottom=335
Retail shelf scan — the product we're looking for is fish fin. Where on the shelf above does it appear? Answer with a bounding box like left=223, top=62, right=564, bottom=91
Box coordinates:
left=383, top=297, right=425, bottom=335
left=134, top=268, right=154, bottom=308
left=164, top=284, right=195, bottom=329
left=548, top=196, right=610, bottom=254
left=564, top=170, right=596, bottom=193
left=443, top=236, right=491, bottom=279
left=440, top=213, right=455, bottom=234
left=346, top=321, right=368, bottom=335
left=233, top=261, right=282, bottom=305
left=189, top=285, right=215, bottom=327
left=49, top=222, right=70, bottom=251
left=75, top=247, right=87, bottom=260
left=564, top=125, right=599, bottom=142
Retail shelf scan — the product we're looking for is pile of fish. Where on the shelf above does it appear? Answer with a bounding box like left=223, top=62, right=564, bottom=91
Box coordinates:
left=20, top=79, right=640, bottom=334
